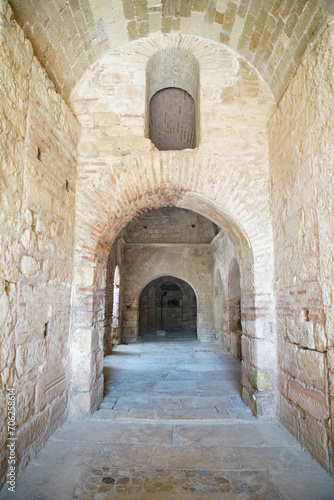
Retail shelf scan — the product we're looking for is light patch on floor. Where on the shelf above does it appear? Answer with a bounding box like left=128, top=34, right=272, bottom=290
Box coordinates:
left=1, top=334, right=333, bottom=500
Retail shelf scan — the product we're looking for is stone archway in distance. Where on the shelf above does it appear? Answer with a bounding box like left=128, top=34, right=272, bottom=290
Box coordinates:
left=139, top=275, right=198, bottom=338
left=70, top=177, right=277, bottom=419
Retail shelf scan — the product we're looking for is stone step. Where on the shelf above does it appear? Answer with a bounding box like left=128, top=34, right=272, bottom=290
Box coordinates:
left=91, top=408, right=255, bottom=423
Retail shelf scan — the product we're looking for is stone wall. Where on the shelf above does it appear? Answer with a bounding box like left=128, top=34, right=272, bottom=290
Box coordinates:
left=8, top=0, right=330, bottom=101
left=0, top=1, right=79, bottom=487
left=269, top=18, right=334, bottom=473
left=213, top=233, right=242, bottom=359
left=121, top=243, right=214, bottom=343
left=70, top=33, right=277, bottom=418
left=123, top=207, right=217, bottom=244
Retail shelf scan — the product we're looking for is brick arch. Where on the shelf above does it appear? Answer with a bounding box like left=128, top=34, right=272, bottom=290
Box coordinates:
left=71, top=150, right=277, bottom=418
left=75, top=150, right=267, bottom=264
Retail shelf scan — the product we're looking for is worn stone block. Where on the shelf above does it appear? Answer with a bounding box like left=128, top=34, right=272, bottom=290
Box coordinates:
left=74, top=329, right=99, bottom=354
left=16, top=340, right=46, bottom=377
left=288, top=379, right=329, bottom=420
left=286, top=318, right=315, bottom=349
left=279, top=395, right=301, bottom=439
left=299, top=416, right=330, bottom=471
left=278, top=340, right=298, bottom=377
left=20, top=256, right=39, bottom=276
left=21, top=228, right=37, bottom=249
left=297, top=349, right=326, bottom=391
left=249, top=366, right=271, bottom=392
left=72, top=353, right=96, bottom=392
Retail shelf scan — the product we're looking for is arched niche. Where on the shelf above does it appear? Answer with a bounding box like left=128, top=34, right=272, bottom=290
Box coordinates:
left=146, top=48, right=199, bottom=150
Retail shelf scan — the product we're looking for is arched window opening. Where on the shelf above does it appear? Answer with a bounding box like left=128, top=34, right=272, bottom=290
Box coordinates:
left=146, top=48, right=199, bottom=151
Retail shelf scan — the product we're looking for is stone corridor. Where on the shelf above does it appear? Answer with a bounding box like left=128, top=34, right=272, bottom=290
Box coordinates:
left=1, top=334, right=333, bottom=500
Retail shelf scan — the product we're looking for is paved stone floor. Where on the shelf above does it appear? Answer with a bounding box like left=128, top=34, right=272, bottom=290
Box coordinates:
left=1, top=332, right=334, bottom=499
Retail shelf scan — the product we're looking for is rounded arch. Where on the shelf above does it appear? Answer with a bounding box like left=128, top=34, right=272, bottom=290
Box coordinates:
left=70, top=33, right=275, bottom=104
left=11, top=0, right=325, bottom=103
left=71, top=153, right=277, bottom=418
left=138, top=273, right=199, bottom=304
left=138, top=275, right=197, bottom=337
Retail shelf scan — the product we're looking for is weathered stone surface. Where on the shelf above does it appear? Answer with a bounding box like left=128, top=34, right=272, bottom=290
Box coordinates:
left=288, top=379, right=329, bottom=420
left=21, top=228, right=37, bottom=250
left=16, top=340, right=46, bottom=377
left=270, top=19, right=334, bottom=474
left=278, top=340, right=298, bottom=377
left=249, top=366, right=271, bottom=392
left=74, top=329, right=99, bottom=354
left=328, top=347, right=334, bottom=373
left=0, top=0, right=333, bottom=489
left=299, top=416, right=330, bottom=471
left=286, top=319, right=315, bottom=350
left=297, top=349, right=326, bottom=391
left=0, top=1, right=80, bottom=489
left=20, top=256, right=39, bottom=276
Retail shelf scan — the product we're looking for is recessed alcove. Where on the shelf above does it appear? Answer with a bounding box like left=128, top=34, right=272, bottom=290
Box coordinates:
left=146, top=48, right=199, bottom=150
left=149, top=87, right=196, bottom=150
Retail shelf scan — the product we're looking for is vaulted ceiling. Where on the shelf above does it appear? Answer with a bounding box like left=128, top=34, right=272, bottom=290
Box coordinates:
left=8, top=0, right=333, bottom=102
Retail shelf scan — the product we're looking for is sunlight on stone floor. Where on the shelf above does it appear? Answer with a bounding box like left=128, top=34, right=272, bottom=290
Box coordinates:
left=1, top=334, right=333, bottom=500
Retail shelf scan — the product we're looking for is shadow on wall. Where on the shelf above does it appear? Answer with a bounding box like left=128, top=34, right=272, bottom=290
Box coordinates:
left=227, top=258, right=242, bottom=360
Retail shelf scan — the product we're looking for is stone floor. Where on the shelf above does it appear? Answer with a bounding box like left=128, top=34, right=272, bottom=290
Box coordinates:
left=1, top=332, right=334, bottom=500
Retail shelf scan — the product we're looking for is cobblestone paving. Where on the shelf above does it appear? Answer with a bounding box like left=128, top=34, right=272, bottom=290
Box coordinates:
left=73, top=467, right=282, bottom=499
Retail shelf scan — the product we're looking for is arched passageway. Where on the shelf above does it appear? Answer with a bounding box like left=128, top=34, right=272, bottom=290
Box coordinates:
left=71, top=187, right=277, bottom=420
left=139, top=275, right=197, bottom=336
left=69, top=34, right=278, bottom=421
left=0, top=1, right=333, bottom=488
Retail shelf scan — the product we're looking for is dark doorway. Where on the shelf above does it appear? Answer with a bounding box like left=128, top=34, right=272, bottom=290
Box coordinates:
left=139, top=275, right=197, bottom=335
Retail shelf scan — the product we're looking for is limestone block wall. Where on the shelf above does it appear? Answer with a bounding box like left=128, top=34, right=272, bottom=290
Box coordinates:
left=0, top=1, right=32, bottom=484
left=70, top=34, right=277, bottom=417
left=212, top=233, right=242, bottom=359
left=8, top=0, right=331, bottom=102
left=269, top=19, right=334, bottom=473
left=0, top=1, right=79, bottom=487
left=104, top=238, right=125, bottom=354
left=121, top=243, right=214, bottom=343
left=123, top=207, right=217, bottom=244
